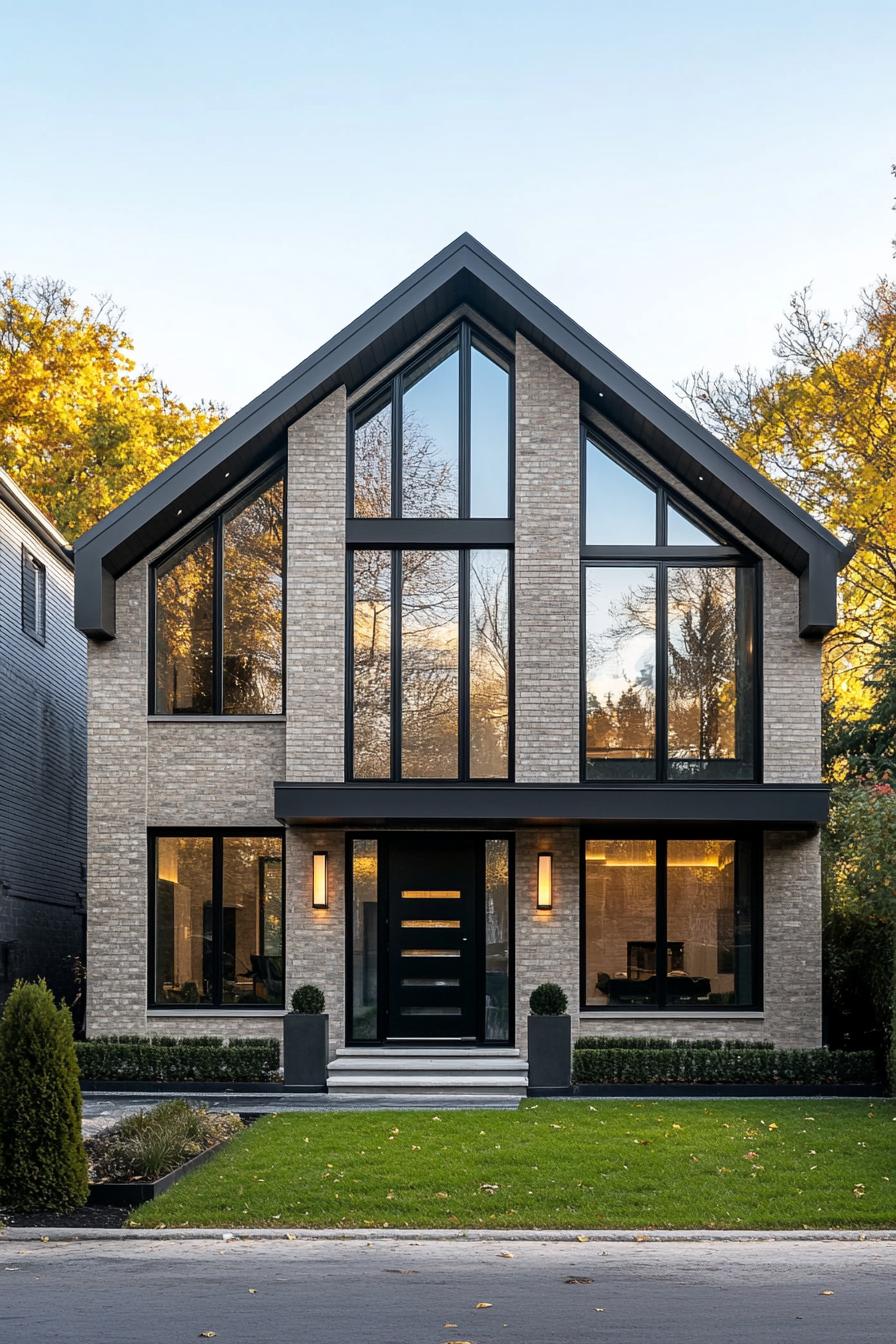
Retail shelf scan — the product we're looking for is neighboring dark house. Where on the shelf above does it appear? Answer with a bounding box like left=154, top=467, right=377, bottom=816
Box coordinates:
left=0, top=468, right=87, bottom=1011
left=74, top=236, right=849, bottom=1095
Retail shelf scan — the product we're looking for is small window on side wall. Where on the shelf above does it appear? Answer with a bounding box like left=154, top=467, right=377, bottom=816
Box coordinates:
left=22, top=548, right=46, bottom=642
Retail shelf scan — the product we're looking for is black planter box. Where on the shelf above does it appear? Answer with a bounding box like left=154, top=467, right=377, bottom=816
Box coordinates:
left=283, top=1012, right=329, bottom=1090
left=527, top=1014, right=572, bottom=1093
left=88, top=1140, right=226, bottom=1207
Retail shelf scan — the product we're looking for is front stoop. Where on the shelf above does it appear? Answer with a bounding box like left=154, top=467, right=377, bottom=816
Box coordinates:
left=326, top=1047, right=529, bottom=1100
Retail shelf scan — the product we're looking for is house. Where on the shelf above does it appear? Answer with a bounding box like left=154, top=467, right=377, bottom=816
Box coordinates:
left=0, top=468, right=87, bottom=1013
left=73, top=236, right=848, bottom=1092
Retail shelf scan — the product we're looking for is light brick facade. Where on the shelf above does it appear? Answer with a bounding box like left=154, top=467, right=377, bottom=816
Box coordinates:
left=84, top=322, right=826, bottom=1054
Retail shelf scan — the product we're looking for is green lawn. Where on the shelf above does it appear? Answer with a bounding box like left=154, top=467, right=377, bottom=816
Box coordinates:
left=128, top=1100, right=896, bottom=1230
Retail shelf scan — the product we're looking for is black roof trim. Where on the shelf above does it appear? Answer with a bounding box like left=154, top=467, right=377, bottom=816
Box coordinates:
left=274, top=781, right=829, bottom=830
left=74, top=233, right=848, bottom=639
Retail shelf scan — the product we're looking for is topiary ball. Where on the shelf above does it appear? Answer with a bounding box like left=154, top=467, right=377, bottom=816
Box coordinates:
left=291, top=984, right=325, bottom=1014
left=529, top=982, right=568, bottom=1016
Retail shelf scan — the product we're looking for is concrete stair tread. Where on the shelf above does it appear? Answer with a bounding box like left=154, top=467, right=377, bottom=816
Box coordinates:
left=326, top=1073, right=527, bottom=1087
left=334, top=1047, right=521, bottom=1058
left=329, top=1057, right=526, bottom=1073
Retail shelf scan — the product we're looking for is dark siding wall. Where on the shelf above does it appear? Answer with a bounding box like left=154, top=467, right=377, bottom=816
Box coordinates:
left=0, top=500, right=87, bottom=1016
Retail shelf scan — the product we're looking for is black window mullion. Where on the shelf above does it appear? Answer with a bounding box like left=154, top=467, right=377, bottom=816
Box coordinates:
left=211, top=835, right=224, bottom=1007
left=393, top=374, right=403, bottom=518
left=213, top=515, right=224, bottom=714
left=459, top=322, right=471, bottom=518
left=459, top=549, right=470, bottom=780
left=656, top=561, right=668, bottom=782
left=391, top=548, right=402, bottom=780
left=656, top=486, right=666, bottom=544
left=656, top=836, right=668, bottom=1009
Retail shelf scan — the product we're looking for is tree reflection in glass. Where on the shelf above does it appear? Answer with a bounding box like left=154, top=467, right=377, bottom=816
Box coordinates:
left=401, top=343, right=459, bottom=518
left=154, top=527, right=215, bottom=713
left=352, top=550, right=392, bottom=779
left=353, top=395, right=391, bottom=518
left=222, top=477, right=284, bottom=714
left=469, top=549, right=510, bottom=777
left=585, top=567, right=656, bottom=777
left=401, top=549, right=459, bottom=778
left=667, top=567, right=736, bottom=768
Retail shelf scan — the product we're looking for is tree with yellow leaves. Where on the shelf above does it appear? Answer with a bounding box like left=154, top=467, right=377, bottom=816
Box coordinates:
left=0, top=274, right=223, bottom=539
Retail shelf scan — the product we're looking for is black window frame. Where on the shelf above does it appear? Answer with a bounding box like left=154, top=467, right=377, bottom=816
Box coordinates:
left=21, top=545, right=46, bottom=644
left=147, top=827, right=285, bottom=1011
left=580, top=429, right=762, bottom=783
left=579, top=826, right=763, bottom=1013
left=347, top=319, right=514, bottom=522
left=148, top=464, right=286, bottom=717
left=346, top=545, right=514, bottom=783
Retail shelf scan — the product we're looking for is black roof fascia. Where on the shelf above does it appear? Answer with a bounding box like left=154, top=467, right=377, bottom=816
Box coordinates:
left=74, top=233, right=848, bottom=639
left=274, top=782, right=830, bottom=831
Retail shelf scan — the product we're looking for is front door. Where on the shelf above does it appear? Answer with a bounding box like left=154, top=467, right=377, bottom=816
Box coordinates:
left=387, top=838, right=477, bottom=1040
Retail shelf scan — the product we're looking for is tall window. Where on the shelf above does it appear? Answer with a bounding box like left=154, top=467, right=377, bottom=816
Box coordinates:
left=582, top=437, right=757, bottom=780
left=350, top=547, right=511, bottom=780
left=21, top=547, right=47, bottom=642
left=351, top=322, right=511, bottom=520
left=581, top=834, right=757, bottom=1010
left=150, top=831, right=284, bottom=1008
left=153, top=471, right=284, bottom=715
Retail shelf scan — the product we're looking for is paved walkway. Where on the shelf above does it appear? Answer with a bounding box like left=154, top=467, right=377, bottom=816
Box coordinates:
left=81, top=1091, right=521, bottom=1135
left=2, top=1235, right=893, bottom=1343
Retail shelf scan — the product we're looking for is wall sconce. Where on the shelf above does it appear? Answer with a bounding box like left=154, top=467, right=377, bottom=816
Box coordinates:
left=312, top=851, right=328, bottom=909
left=536, top=852, right=553, bottom=910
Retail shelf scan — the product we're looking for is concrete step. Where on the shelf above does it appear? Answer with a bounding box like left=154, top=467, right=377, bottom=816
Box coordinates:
left=327, top=1072, right=528, bottom=1093
left=334, top=1047, right=521, bottom=1059
left=329, top=1055, right=525, bottom=1074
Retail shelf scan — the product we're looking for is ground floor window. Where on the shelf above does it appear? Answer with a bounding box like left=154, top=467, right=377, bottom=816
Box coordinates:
left=150, top=831, right=284, bottom=1008
left=581, top=833, right=759, bottom=1010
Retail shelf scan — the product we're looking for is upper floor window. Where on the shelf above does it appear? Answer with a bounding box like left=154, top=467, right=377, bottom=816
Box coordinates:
left=152, top=471, right=284, bottom=715
left=350, top=546, right=511, bottom=780
left=21, top=547, right=46, bottom=643
left=350, top=322, right=512, bottom=521
left=582, top=437, right=758, bottom=781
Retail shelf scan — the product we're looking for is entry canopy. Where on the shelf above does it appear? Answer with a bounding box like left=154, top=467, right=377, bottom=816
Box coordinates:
left=274, top=782, right=831, bottom=831
left=74, top=234, right=850, bottom=640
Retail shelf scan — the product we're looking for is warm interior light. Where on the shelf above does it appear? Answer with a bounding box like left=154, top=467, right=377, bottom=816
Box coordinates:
left=312, top=851, right=328, bottom=909
left=536, top=853, right=553, bottom=910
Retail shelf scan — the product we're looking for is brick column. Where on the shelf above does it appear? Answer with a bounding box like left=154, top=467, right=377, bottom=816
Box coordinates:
left=514, top=827, right=580, bottom=1052
left=286, top=388, right=347, bottom=782
left=514, top=335, right=580, bottom=783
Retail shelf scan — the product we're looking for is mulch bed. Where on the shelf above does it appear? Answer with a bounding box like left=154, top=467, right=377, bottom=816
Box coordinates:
left=1, top=1204, right=132, bottom=1228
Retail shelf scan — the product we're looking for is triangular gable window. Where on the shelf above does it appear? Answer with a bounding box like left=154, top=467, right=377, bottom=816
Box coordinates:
left=585, top=442, right=656, bottom=545
left=666, top=504, right=719, bottom=546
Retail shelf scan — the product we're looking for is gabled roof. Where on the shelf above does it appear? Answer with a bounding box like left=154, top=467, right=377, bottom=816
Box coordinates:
left=1, top=467, right=73, bottom=569
left=74, top=233, right=850, bottom=639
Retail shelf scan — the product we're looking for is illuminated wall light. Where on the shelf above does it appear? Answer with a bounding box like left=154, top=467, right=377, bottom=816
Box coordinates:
left=536, top=853, right=553, bottom=910
left=312, top=851, right=328, bottom=909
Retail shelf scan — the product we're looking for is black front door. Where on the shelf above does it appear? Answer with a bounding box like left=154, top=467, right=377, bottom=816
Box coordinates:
left=387, top=837, right=477, bottom=1040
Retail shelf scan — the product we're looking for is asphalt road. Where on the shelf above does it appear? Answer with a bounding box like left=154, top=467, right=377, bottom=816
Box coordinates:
left=1, top=1236, right=894, bottom=1343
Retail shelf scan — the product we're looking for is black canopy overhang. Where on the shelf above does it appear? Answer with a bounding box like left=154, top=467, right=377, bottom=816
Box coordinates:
left=73, top=233, right=850, bottom=640
left=274, top=782, right=830, bottom=831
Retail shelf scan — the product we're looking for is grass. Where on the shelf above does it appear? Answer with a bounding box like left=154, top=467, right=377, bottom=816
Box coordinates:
left=128, top=1100, right=896, bottom=1230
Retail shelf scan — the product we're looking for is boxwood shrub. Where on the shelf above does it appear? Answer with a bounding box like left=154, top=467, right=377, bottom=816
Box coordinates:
left=572, top=1044, right=879, bottom=1087
left=575, top=1036, right=775, bottom=1052
left=76, top=1035, right=280, bottom=1083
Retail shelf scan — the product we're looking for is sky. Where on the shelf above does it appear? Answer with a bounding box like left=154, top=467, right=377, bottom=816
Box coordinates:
left=3, top=0, right=894, bottom=417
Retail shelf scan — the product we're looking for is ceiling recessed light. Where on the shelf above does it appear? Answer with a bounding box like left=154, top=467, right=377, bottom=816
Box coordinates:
left=176, top=508, right=183, bottom=516
left=225, top=471, right=231, bottom=479
left=598, top=391, right=604, bottom=398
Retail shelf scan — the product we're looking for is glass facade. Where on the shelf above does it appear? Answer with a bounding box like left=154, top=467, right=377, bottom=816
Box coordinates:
left=153, top=471, right=284, bottom=716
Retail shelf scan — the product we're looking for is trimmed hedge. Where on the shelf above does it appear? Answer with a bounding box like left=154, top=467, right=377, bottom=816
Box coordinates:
left=572, top=1045, right=879, bottom=1087
left=76, top=1035, right=280, bottom=1083
left=575, top=1036, right=775, bottom=1052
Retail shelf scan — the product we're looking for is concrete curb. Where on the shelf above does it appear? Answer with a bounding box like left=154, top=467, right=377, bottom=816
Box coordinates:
left=2, top=1226, right=894, bottom=1243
